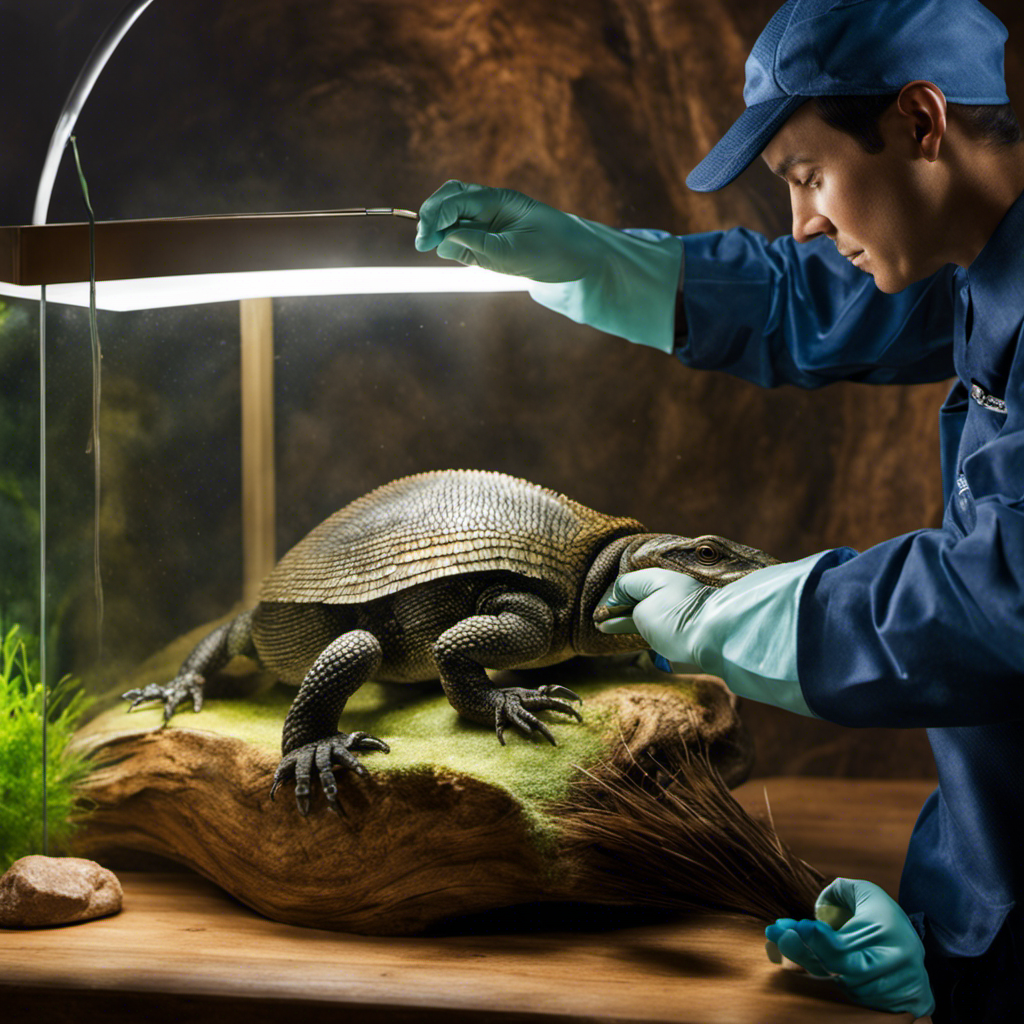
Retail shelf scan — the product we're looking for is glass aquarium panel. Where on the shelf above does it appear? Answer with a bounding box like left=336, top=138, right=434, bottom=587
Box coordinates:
left=43, top=288, right=577, bottom=696
left=5, top=291, right=247, bottom=868
left=0, top=295, right=44, bottom=865
left=42, top=299, right=244, bottom=692
left=8, top=283, right=574, bottom=869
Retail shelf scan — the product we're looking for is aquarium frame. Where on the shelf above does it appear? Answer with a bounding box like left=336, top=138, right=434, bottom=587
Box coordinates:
left=0, top=210, right=432, bottom=286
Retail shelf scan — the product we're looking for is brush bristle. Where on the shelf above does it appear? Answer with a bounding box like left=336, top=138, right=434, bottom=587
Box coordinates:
left=559, top=736, right=825, bottom=922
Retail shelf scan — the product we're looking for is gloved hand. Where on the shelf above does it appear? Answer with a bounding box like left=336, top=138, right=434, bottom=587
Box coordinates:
left=594, top=553, right=827, bottom=718
left=766, top=878, right=936, bottom=1019
left=415, top=180, right=683, bottom=351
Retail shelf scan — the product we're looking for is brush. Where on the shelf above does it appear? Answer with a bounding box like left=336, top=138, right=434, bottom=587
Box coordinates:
left=559, top=723, right=827, bottom=926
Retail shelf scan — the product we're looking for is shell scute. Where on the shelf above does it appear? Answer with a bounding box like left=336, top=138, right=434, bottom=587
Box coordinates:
left=258, top=470, right=644, bottom=605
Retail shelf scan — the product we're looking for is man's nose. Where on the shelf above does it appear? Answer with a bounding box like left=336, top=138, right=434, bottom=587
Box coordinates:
left=791, top=198, right=832, bottom=243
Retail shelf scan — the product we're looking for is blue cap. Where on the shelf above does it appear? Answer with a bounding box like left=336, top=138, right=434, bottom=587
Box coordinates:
left=687, top=0, right=1010, bottom=192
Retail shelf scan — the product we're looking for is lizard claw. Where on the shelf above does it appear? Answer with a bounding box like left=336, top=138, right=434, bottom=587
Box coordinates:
left=536, top=683, right=582, bottom=703
left=270, top=732, right=391, bottom=816
left=492, top=686, right=584, bottom=746
left=122, top=672, right=204, bottom=723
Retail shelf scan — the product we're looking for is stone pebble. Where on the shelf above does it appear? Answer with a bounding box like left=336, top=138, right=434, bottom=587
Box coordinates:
left=0, top=855, right=122, bottom=928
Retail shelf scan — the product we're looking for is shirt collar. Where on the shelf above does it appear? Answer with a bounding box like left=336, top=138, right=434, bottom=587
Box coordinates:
left=962, top=186, right=1024, bottom=340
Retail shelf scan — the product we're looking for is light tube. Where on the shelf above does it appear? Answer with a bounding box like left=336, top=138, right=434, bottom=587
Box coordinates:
left=0, top=265, right=532, bottom=311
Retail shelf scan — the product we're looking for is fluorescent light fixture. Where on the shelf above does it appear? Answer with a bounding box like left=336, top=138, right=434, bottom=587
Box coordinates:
left=0, top=265, right=531, bottom=311
left=0, top=211, right=534, bottom=309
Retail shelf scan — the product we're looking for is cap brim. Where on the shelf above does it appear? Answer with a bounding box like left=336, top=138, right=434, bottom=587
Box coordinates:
left=686, top=94, right=807, bottom=192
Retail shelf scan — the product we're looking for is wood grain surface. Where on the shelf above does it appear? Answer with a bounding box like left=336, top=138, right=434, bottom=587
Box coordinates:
left=0, top=778, right=933, bottom=1024
left=732, top=777, right=933, bottom=900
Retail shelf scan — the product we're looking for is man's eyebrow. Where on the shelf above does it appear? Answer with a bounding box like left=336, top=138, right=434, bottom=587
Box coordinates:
left=769, top=154, right=813, bottom=178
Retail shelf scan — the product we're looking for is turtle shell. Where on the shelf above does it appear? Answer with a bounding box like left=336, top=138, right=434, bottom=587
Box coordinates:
left=258, top=470, right=645, bottom=605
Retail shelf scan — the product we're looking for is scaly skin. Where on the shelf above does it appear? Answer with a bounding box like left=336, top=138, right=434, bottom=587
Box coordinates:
left=122, top=611, right=256, bottom=723
left=123, top=471, right=774, bottom=816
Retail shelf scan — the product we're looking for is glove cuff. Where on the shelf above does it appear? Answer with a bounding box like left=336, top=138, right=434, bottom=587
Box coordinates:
left=691, top=552, right=830, bottom=719
left=528, top=220, right=683, bottom=352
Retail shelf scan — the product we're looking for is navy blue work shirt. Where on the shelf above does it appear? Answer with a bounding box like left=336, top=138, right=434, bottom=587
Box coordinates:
left=673, top=189, right=1024, bottom=958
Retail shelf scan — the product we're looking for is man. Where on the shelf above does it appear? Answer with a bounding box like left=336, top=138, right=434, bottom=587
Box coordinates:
left=414, top=0, right=1023, bottom=1020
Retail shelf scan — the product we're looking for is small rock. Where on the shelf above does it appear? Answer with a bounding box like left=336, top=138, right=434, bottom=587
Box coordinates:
left=0, top=855, right=122, bottom=928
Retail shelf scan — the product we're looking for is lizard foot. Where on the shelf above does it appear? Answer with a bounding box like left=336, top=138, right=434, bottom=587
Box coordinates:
left=270, top=732, right=391, bottom=817
left=493, top=684, right=583, bottom=746
left=122, top=671, right=204, bottom=724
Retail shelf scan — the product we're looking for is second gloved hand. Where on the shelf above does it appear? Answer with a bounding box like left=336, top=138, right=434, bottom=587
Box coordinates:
left=415, top=180, right=682, bottom=350
left=594, top=554, right=827, bottom=717
left=766, top=878, right=935, bottom=1019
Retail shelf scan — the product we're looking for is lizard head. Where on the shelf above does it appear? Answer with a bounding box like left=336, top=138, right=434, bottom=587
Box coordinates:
left=577, top=531, right=777, bottom=650
left=615, top=533, right=778, bottom=589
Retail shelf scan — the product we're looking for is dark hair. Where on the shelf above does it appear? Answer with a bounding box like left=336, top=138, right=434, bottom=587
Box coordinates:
left=813, top=93, right=1023, bottom=152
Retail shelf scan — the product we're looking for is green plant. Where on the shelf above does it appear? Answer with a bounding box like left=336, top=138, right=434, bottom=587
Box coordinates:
left=0, top=622, right=94, bottom=872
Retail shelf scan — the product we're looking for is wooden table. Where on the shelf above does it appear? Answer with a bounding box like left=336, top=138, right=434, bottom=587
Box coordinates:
left=0, top=778, right=935, bottom=1024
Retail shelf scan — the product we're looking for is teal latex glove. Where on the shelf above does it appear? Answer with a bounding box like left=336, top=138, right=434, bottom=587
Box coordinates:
left=415, top=180, right=682, bottom=351
left=766, top=878, right=936, bottom=1019
left=594, top=553, right=827, bottom=718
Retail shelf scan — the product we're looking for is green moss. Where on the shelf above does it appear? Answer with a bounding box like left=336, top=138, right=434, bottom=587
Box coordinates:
left=81, top=654, right=700, bottom=842
left=0, top=623, right=94, bottom=872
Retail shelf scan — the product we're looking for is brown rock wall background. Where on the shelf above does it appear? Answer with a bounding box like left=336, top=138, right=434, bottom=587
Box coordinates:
left=8, top=0, right=1024, bottom=779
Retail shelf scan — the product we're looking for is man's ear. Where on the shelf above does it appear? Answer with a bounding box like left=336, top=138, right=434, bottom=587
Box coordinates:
left=896, top=80, right=947, bottom=161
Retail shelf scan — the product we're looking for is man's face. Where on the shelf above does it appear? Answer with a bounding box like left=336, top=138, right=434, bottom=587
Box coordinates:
left=761, top=101, right=946, bottom=293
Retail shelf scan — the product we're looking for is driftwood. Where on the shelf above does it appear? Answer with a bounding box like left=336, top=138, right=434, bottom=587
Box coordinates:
left=69, top=631, right=822, bottom=935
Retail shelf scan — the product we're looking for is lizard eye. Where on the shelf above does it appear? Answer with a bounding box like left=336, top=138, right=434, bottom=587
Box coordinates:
left=696, top=543, right=721, bottom=565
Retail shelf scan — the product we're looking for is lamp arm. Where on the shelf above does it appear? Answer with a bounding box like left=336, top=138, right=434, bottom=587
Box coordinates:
left=33, top=0, right=157, bottom=225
